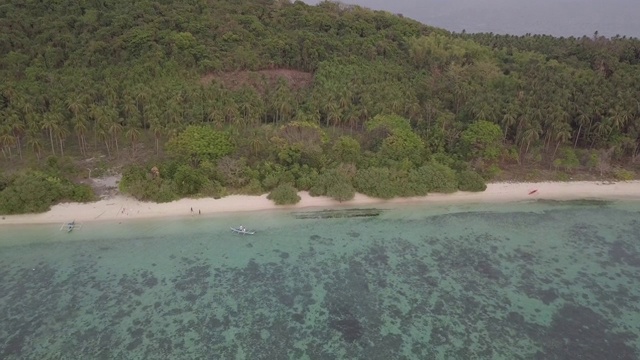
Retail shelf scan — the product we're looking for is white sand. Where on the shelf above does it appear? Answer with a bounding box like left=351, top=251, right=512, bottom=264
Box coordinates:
left=1, top=181, right=639, bottom=225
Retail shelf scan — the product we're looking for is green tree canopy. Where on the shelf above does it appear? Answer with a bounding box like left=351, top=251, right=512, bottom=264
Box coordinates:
left=165, top=125, right=233, bottom=166
left=460, top=120, right=504, bottom=162
left=366, top=114, right=425, bottom=164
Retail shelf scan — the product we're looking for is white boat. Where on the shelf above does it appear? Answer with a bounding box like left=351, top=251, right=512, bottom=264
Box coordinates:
left=230, top=226, right=255, bottom=235
left=60, top=220, right=81, bottom=233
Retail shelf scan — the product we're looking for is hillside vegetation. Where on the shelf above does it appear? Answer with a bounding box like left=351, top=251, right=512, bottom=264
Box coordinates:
left=1, top=0, right=640, bottom=213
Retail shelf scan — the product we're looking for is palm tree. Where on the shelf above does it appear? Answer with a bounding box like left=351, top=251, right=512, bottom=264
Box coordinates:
left=73, top=115, right=89, bottom=156
left=96, top=124, right=111, bottom=158
left=144, top=103, right=160, bottom=132
left=54, top=124, right=70, bottom=157
left=552, top=122, right=572, bottom=159
left=67, top=94, right=88, bottom=155
left=0, top=124, right=15, bottom=159
left=501, top=107, right=517, bottom=142
left=224, top=104, right=240, bottom=129
left=574, top=109, right=592, bottom=148
left=135, top=86, right=150, bottom=128
left=108, top=118, right=124, bottom=155
left=325, top=102, right=342, bottom=128
left=591, top=121, right=610, bottom=148
left=207, top=105, right=223, bottom=129
left=246, top=129, right=266, bottom=156
left=608, top=106, right=631, bottom=135
left=67, top=94, right=86, bottom=120
left=404, top=96, right=422, bottom=124
left=239, top=101, right=253, bottom=128
left=103, top=86, right=118, bottom=107
left=89, top=104, right=106, bottom=148
left=389, top=98, right=403, bottom=115
left=41, top=112, right=62, bottom=156
left=26, top=128, right=43, bottom=160
left=122, top=95, right=139, bottom=126
left=277, top=96, right=293, bottom=124
left=519, top=123, right=541, bottom=157
left=7, top=111, right=25, bottom=159
left=125, top=124, right=141, bottom=156
left=149, top=118, right=163, bottom=156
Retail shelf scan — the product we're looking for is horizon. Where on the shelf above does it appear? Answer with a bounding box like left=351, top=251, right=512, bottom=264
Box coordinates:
left=302, top=0, right=640, bottom=38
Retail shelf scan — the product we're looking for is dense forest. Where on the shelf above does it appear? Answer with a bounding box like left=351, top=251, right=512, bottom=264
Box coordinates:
left=1, top=0, right=640, bottom=213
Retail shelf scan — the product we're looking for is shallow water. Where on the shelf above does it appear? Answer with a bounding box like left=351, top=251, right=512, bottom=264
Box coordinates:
left=1, top=201, right=639, bottom=359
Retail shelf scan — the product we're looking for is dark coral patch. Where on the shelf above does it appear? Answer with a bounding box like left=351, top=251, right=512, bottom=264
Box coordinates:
left=330, top=312, right=364, bottom=343
left=539, top=304, right=637, bottom=359
left=609, top=241, right=640, bottom=267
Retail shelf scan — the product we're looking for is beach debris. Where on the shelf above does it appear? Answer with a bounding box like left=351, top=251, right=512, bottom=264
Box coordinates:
left=528, top=189, right=538, bottom=195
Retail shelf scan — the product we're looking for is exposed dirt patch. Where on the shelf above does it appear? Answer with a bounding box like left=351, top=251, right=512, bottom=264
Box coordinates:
left=85, top=174, right=122, bottom=199
left=200, top=69, right=313, bottom=94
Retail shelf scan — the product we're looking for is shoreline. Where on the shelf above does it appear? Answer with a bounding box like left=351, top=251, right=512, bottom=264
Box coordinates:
left=1, top=180, right=640, bottom=226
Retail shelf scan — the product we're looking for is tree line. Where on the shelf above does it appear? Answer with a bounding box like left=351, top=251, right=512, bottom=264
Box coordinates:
left=1, top=0, right=639, bottom=213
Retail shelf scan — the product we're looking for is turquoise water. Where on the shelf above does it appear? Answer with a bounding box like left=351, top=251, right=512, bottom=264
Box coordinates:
left=1, top=200, right=639, bottom=359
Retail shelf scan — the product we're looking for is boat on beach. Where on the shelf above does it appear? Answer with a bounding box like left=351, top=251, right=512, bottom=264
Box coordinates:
left=230, top=226, right=255, bottom=235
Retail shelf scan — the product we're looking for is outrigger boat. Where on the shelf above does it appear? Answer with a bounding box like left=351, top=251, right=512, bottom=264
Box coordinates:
left=60, top=220, right=81, bottom=233
left=230, top=226, right=255, bottom=235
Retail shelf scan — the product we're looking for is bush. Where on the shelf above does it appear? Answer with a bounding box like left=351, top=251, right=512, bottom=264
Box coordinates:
left=308, top=167, right=353, bottom=200
left=69, top=183, right=96, bottom=202
left=585, top=152, right=599, bottom=169
left=613, top=168, right=635, bottom=181
left=457, top=170, right=487, bottom=192
left=241, top=178, right=263, bottom=195
left=119, top=165, right=149, bottom=192
left=481, top=164, right=502, bottom=180
left=459, top=120, right=503, bottom=162
left=165, top=125, right=233, bottom=166
left=267, top=183, right=301, bottom=205
left=406, top=168, right=429, bottom=196
left=201, top=180, right=226, bottom=198
left=173, top=165, right=207, bottom=196
left=258, top=162, right=300, bottom=191
left=0, top=171, right=7, bottom=191
left=332, top=136, right=361, bottom=164
left=0, top=170, right=95, bottom=214
left=43, top=156, right=78, bottom=178
left=119, top=165, right=178, bottom=202
left=553, top=148, right=580, bottom=171
left=418, top=162, right=458, bottom=193
left=216, top=157, right=250, bottom=188
left=262, top=173, right=281, bottom=190
left=296, top=172, right=318, bottom=191
left=353, top=167, right=397, bottom=199
left=326, top=183, right=355, bottom=202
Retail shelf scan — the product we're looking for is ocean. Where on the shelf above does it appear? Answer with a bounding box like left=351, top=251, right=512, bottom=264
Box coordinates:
left=1, top=200, right=639, bottom=359
left=302, top=0, right=640, bottom=38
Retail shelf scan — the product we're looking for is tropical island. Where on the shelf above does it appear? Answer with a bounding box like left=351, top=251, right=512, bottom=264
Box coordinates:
left=1, top=0, right=640, bottom=221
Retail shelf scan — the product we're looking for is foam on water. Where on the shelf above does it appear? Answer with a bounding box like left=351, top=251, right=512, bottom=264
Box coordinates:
left=1, top=201, right=639, bottom=359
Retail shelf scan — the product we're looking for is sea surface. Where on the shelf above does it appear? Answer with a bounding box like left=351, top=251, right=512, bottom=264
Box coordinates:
left=303, top=0, right=640, bottom=38
left=1, top=200, right=640, bottom=359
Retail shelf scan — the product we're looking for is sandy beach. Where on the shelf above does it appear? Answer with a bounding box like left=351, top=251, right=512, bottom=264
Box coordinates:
left=1, top=180, right=639, bottom=226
